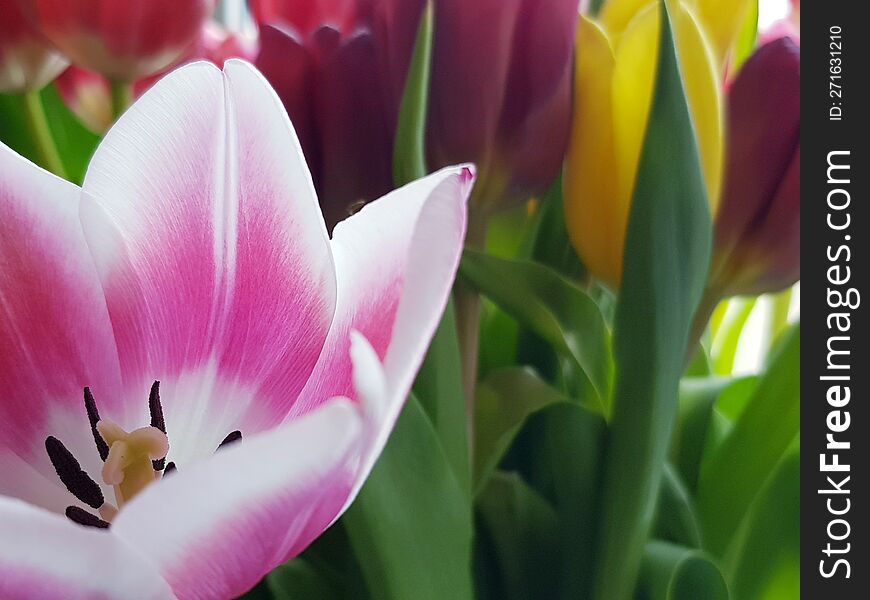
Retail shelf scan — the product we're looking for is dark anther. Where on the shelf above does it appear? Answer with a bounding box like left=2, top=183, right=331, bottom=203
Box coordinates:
left=45, top=436, right=104, bottom=509
left=65, top=506, right=110, bottom=529
left=149, top=381, right=167, bottom=471
left=83, top=387, right=109, bottom=461
left=164, top=461, right=177, bottom=475
left=217, top=430, right=242, bottom=450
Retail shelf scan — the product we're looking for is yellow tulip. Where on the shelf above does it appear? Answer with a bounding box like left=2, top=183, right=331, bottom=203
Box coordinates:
left=564, top=1, right=723, bottom=288
left=599, top=0, right=755, bottom=66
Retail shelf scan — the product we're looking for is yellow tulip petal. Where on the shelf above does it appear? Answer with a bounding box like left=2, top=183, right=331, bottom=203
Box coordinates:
left=613, top=2, right=722, bottom=209
left=600, top=0, right=656, bottom=36
left=564, top=16, right=623, bottom=287
left=611, top=3, right=658, bottom=235
left=677, top=3, right=724, bottom=212
left=685, top=0, right=754, bottom=66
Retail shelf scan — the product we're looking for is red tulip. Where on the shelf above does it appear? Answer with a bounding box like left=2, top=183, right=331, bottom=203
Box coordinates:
left=254, top=6, right=393, bottom=230
left=250, top=0, right=370, bottom=36
left=711, top=38, right=800, bottom=297
left=56, top=22, right=256, bottom=131
left=375, top=0, right=579, bottom=214
left=19, top=0, right=216, bottom=80
left=0, top=0, right=66, bottom=92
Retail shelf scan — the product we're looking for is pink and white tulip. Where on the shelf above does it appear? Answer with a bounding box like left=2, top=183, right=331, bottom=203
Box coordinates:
left=0, top=59, right=472, bottom=599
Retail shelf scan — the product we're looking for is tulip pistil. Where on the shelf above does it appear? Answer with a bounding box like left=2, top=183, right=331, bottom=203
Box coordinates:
left=97, top=420, right=169, bottom=507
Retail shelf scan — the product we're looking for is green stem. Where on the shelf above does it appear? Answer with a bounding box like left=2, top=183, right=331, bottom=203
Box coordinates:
left=684, top=289, right=721, bottom=371
left=713, top=297, right=757, bottom=375
left=110, top=80, right=134, bottom=121
left=454, top=209, right=489, bottom=435
left=767, top=288, right=793, bottom=347
left=22, top=90, right=66, bottom=179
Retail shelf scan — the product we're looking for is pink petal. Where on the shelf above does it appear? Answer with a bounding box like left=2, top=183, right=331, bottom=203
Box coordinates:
left=0, top=143, right=121, bottom=506
left=0, top=496, right=173, bottom=599
left=111, top=398, right=362, bottom=600
left=293, top=165, right=473, bottom=498
left=79, top=60, right=337, bottom=460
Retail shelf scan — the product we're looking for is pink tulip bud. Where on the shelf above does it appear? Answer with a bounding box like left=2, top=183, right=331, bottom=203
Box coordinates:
left=711, top=38, right=800, bottom=297
left=20, top=0, right=216, bottom=80
left=0, top=0, right=66, bottom=92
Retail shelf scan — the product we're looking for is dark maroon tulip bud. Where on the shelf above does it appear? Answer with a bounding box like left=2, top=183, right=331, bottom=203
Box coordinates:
left=375, top=0, right=578, bottom=215
left=710, top=37, right=800, bottom=297
left=254, top=3, right=393, bottom=230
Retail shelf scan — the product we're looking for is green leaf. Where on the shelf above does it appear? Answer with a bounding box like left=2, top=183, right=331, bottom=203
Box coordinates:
left=413, top=300, right=470, bottom=495
left=672, top=376, right=753, bottom=490
left=726, top=442, right=799, bottom=600
left=502, top=403, right=606, bottom=599
left=0, top=84, right=99, bottom=184
left=266, top=559, right=341, bottom=600
left=639, top=540, right=730, bottom=600
left=590, top=2, right=713, bottom=598
left=712, top=374, right=759, bottom=422
left=392, top=0, right=433, bottom=185
left=459, top=249, right=612, bottom=410
left=473, top=367, right=572, bottom=492
left=475, top=472, right=561, bottom=600
left=654, top=463, right=702, bottom=548
left=237, top=579, right=274, bottom=600
left=486, top=202, right=537, bottom=259
left=697, top=323, right=799, bottom=555
left=524, top=175, right=587, bottom=280
left=478, top=300, right=521, bottom=377
left=343, top=396, right=473, bottom=600
left=712, top=297, right=757, bottom=375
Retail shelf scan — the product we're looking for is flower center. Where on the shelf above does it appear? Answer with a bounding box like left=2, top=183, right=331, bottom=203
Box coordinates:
left=45, top=382, right=242, bottom=529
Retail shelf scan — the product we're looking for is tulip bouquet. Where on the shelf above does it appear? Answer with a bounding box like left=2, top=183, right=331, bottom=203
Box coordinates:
left=0, top=0, right=799, bottom=599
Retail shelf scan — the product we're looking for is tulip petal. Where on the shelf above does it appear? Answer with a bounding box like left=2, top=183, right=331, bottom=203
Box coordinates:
left=564, top=16, right=624, bottom=287
left=111, top=399, right=362, bottom=600
left=255, top=25, right=317, bottom=183
left=79, top=60, right=337, bottom=460
left=600, top=0, right=652, bottom=36
left=0, top=496, right=173, bottom=599
left=714, top=37, right=800, bottom=285
left=498, top=0, right=576, bottom=203
left=612, top=2, right=723, bottom=214
left=315, top=29, right=395, bottom=229
left=292, top=165, right=472, bottom=497
left=685, top=0, right=754, bottom=66
left=0, top=144, right=122, bottom=508
left=427, top=0, right=523, bottom=168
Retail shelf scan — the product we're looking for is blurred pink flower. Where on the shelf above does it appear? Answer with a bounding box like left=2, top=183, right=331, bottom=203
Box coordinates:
left=56, top=22, right=257, bottom=132
left=0, top=0, right=66, bottom=93
left=19, top=0, right=216, bottom=80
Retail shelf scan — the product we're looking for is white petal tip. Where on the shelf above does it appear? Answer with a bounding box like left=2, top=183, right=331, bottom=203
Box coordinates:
left=349, top=330, right=390, bottom=422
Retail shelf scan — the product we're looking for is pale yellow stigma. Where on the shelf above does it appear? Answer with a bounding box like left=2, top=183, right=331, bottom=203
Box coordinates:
left=96, top=420, right=169, bottom=507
